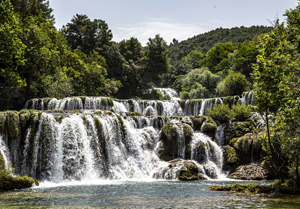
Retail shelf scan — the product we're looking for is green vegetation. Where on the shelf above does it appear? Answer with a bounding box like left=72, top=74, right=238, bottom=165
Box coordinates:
left=208, top=180, right=300, bottom=194
left=191, top=116, right=207, bottom=131
left=0, top=167, right=38, bottom=191
left=179, top=164, right=199, bottom=181
left=232, top=103, right=252, bottom=121
left=252, top=2, right=300, bottom=186
left=201, top=120, right=217, bottom=138
left=207, top=104, right=233, bottom=123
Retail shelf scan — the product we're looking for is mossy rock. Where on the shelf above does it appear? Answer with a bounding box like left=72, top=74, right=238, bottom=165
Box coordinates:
left=160, top=122, right=182, bottom=160
left=0, top=113, right=5, bottom=135
left=228, top=121, right=255, bottom=140
left=192, top=116, right=207, bottom=131
left=181, top=117, right=193, bottom=127
left=202, top=122, right=217, bottom=138
left=183, top=124, right=193, bottom=160
left=224, top=146, right=239, bottom=164
left=229, top=135, right=262, bottom=165
left=0, top=169, right=37, bottom=191
left=161, top=122, right=179, bottom=141
left=125, top=112, right=142, bottom=116
left=179, top=163, right=199, bottom=181
left=5, top=111, right=19, bottom=140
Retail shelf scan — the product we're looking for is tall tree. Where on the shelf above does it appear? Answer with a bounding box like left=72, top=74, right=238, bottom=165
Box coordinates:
left=141, top=34, right=170, bottom=87
left=61, top=14, right=112, bottom=55
left=0, top=0, right=26, bottom=110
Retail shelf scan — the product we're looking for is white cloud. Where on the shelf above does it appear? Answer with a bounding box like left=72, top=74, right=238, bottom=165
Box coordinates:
left=112, top=20, right=211, bottom=46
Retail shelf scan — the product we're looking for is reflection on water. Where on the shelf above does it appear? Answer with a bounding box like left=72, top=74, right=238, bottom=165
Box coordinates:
left=0, top=180, right=299, bottom=208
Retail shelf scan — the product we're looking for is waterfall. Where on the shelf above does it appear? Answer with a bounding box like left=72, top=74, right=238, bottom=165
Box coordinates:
left=0, top=134, right=11, bottom=168
left=191, top=132, right=225, bottom=179
left=2, top=88, right=242, bottom=182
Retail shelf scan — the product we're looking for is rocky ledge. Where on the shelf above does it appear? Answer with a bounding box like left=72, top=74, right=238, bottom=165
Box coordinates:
left=227, top=162, right=273, bottom=180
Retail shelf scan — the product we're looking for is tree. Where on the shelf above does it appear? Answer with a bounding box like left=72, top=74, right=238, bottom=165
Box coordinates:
left=232, top=42, right=259, bottom=82
left=0, top=0, right=26, bottom=110
left=141, top=34, right=170, bottom=87
left=178, top=67, right=221, bottom=99
left=61, top=14, right=112, bottom=55
left=118, top=37, right=143, bottom=63
left=199, top=42, right=236, bottom=73
left=216, top=71, right=251, bottom=96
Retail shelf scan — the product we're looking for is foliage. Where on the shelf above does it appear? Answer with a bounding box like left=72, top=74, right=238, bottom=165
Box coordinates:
left=178, top=67, right=221, bottom=99
left=232, top=103, right=252, bottom=121
left=192, top=116, right=207, bottom=131
left=207, top=104, right=233, bottom=123
left=0, top=167, right=37, bottom=191
left=201, top=120, right=217, bottom=137
left=61, top=14, right=112, bottom=55
left=216, top=71, right=251, bottom=96
left=168, top=26, right=273, bottom=63
left=200, top=42, right=236, bottom=73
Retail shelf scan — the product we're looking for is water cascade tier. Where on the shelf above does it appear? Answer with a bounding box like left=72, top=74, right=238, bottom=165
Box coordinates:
left=0, top=90, right=260, bottom=183
left=25, top=91, right=254, bottom=117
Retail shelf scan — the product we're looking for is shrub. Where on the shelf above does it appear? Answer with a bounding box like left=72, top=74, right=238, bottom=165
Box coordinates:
left=207, top=104, right=234, bottom=123
left=0, top=167, right=37, bottom=191
left=232, top=103, right=252, bottom=121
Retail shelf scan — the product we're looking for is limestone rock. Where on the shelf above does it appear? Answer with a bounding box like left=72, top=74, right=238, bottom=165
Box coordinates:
left=227, top=162, right=273, bottom=180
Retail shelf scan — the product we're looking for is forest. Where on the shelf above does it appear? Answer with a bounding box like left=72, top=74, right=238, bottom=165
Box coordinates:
left=1, top=0, right=300, bottom=188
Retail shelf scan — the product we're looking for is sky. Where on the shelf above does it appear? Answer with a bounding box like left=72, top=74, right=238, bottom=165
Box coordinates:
left=49, top=0, right=298, bottom=46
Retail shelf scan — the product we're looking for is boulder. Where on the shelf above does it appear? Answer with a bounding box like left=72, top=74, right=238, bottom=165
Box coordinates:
left=227, top=162, right=273, bottom=180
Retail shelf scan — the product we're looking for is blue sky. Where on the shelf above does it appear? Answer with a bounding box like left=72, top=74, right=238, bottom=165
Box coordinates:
left=49, top=0, right=298, bottom=45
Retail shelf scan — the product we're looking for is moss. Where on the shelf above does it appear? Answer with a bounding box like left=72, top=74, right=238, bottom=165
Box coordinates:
left=183, top=124, right=193, bottom=138
left=178, top=100, right=186, bottom=110
left=55, top=116, right=64, bottom=123
left=0, top=168, right=37, bottom=191
left=125, top=112, right=142, bottom=116
left=231, top=135, right=262, bottom=164
left=183, top=124, right=193, bottom=159
left=69, top=109, right=82, bottom=114
left=161, top=122, right=178, bottom=141
left=19, top=109, right=35, bottom=146
left=6, top=111, right=19, bottom=140
left=107, top=98, right=114, bottom=107
left=43, top=98, right=53, bottom=109
left=0, top=153, right=5, bottom=169
left=179, top=164, right=199, bottom=181
left=207, top=141, right=215, bottom=153
left=79, top=96, right=87, bottom=107
left=192, top=116, right=207, bottom=131
left=94, top=110, right=103, bottom=115
left=226, top=148, right=239, bottom=164
left=46, top=109, right=65, bottom=113
left=117, top=116, right=126, bottom=143
left=81, top=115, right=87, bottom=123
left=94, top=117, right=102, bottom=131
left=101, top=98, right=108, bottom=106
left=0, top=113, right=5, bottom=135
left=202, top=121, right=217, bottom=138
left=103, top=110, right=113, bottom=115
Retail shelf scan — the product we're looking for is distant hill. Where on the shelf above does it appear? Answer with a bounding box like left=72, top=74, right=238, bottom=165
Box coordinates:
left=168, top=25, right=273, bottom=63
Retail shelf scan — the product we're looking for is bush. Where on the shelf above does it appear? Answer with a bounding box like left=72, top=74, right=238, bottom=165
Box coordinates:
left=0, top=168, right=37, bottom=191
left=207, top=104, right=234, bottom=123
left=216, top=71, right=251, bottom=96
left=232, top=103, right=252, bottom=121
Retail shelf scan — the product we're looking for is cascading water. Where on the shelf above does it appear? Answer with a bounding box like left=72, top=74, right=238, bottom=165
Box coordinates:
left=1, top=88, right=261, bottom=183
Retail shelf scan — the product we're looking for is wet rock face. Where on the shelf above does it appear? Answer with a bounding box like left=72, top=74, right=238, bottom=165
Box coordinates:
left=227, top=162, right=274, bottom=180
left=152, top=159, right=207, bottom=181
left=179, top=162, right=206, bottom=181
